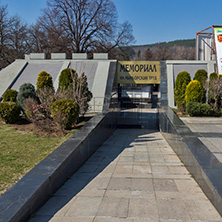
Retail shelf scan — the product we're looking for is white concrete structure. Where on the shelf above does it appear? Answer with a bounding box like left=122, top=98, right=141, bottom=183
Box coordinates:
left=72, top=53, right=87, bottom=60
left=196, top=34, right=213, bottom=61
left=0, top=54, right=116, bottom=113
left=30, top=53, right=46, bottom=60
left=51, top=53, right=66, bottom=60
left=93, top=53, right=108, bottom=60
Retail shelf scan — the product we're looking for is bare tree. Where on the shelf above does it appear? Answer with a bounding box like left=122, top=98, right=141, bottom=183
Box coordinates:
left=144, top=47, right=153, bottom=60
left=209, top=77, right=222, bottom=108
left=36, top=0, right=134, bottom=54
left=0, top=2, right=11, bottom=68
left=172, top=46, right=195, bottom=60
left=8, top=15, right=29, bottom=58
left=152, top=43, right=172, bottom=60
left=0, top=2, right=29, bottom=69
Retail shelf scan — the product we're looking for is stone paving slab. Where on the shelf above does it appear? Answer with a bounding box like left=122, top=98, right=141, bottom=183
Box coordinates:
left=29, top=129, right=222, bottom=222
left=181, top=117, right=222, bottom=162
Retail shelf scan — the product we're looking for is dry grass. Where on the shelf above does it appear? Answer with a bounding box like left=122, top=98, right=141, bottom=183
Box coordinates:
left=0, top=116, right=92, bottom=195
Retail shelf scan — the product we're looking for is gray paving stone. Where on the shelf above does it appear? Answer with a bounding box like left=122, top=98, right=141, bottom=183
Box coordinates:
left=29, top=129, right=221, bottom=222
left=96, top=197, right=129, bottom=218
left=50, top=217, right=94, bottom=222
left=107, top=177, right=131, bottom=190
left=128, top=198, right=159, bottom=219
left=157, top=198, right=190, bottom=220
left=153, top=178, right=178, bottom=192
left=133, top=165, right=152, bottom=174
left=115, top=164, right=133, bottom=173
left=131, top=178, right=154, bottom=192
left=65, top=197, right=102, bottom=217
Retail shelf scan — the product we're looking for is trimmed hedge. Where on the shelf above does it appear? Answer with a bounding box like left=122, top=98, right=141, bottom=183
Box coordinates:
left=186, top=102, right=213, bottom=117
left=3, top=89, right=18, bottom=102
left=0, top=102, right=21, bottom=123
left=185, top=80, right=202, bottom=104
left=36, top=71, right=54, bottom=91
left=174, top=71, right=191, bottom=112
left=51, top=99, right=79, bottom=130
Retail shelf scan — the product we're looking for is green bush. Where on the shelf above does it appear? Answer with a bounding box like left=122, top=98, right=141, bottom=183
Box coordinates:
left=194, top=69, right=208, bottom=103
left=200, top=103, right=213, bottom=116
left=3, top=89, right=18, bottom=102
left=185, top=80, right=202, bottom=104
left=36, top=71, right=54, bottom=91
left=212, top=108, right=222, bottom=117
left=51, top=99, right=79, bottom=130
left=186, top=102, right=212, bottom=117
left=186, top=102, right=201, bottom=116
left=0, top=102, right=21, bottom=123
left=194, top=69, right=208, bottom=86
left=210, top=72, right=218, bottom=81
left=174, top=71, right=191, bottom=112
left=58, top=68, right=76, bottom=90
left=17, top=83, right=38, bottom=108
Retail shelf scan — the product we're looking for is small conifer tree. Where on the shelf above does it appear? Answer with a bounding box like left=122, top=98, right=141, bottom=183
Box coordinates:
left=174, top=71, right=191, bottom=112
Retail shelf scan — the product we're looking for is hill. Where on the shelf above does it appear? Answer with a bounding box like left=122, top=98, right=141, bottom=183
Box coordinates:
left=117, top=39, right=196, bottom=60
left=133, top=39, right=196, bottom=48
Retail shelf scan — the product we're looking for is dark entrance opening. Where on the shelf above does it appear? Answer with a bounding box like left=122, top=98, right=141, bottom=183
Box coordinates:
left=118, top=83, right=159, bottom=109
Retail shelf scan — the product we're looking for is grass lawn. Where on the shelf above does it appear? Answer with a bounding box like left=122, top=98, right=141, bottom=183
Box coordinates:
left=0, top=118, right=89, bottom=195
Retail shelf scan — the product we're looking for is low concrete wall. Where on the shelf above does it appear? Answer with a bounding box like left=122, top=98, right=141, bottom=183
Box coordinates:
left=159, top=106, right=222, bottom=216
left=0, top=111, right=119, bottom=222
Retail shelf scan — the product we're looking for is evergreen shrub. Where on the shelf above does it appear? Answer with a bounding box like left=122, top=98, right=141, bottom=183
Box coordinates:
left=174, top=71, right=191, bottom=112
left=186, top=102, right=201, bottom=116
left=0, top=102, right=21, bottom=123
left=193, top=69, right=208, bottom=103
left=17, top=83, right=38, bottom=108
left=51, top=99, right=79, bottom=130
left=58, top=68, right=76, bottom=89
left=200, top=103, right=213, bottom=116
left=186, top=102, right=213, bottom=117
left=3, top=89, right=18, bottom=102
left=185, top=80, right=202, bottom=104
left=210, top=72, right=218, bottom=80
left=194, top=69, right=208, bottom=86
left=36, top=71, right=54, bottom=91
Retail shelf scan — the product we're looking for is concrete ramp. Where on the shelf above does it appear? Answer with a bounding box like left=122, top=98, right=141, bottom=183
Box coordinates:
left=11, top=60, right=65, bottom=91
left=0, top=60, right=28, bottom=100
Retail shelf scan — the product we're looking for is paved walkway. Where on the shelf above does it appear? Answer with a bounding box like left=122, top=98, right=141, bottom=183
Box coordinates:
left=181, top=117, right=222, bottom=163
left=29, top=129, right=222, bottom=222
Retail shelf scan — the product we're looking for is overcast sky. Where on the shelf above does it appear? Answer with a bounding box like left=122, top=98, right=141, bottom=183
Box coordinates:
left=5, top=0, right=222, bottom=45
